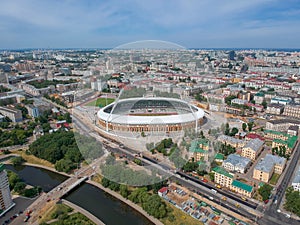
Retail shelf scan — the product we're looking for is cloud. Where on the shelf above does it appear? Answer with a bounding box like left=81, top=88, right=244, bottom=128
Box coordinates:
left=0, top=0, right=299, bottom=48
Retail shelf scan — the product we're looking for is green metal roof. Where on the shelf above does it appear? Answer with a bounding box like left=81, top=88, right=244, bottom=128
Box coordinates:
left=273, top=135, right=298, bottom=149
left=231, top=180, right=253, bottom=193
left=264, top=129, right=290, bottom=138
left=0, top=164, right=5, bottom=172
left=214, top=153, right=224, bottom=160
left=255, top=92, right=265, bottom=97
left=212, top=166, right=234, bottom=178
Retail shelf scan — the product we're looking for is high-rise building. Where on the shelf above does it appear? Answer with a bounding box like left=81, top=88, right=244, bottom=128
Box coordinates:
left=0, top=164, right=14, bottom=216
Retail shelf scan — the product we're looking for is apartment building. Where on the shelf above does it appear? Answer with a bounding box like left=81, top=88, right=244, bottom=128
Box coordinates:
left=264, top=130, right=290, bottom=140
left=189, top=139, right=209, bottom=161
left=266, top=103, right=284, bottom=115
left=266, top=119, right=300, bottom=132
left=217, top=135, right=246, bottom=148
left=241, top=138, right=264, bottom=161
left=283, top=104, right=300, bottom=118
left=272, top=135, right=298, bottom=154
left=0, top=164, right=14, bottom=216
left=212, top=167, right=234, bottom=188
left=230, top=180, right=254, bottom=198
left=0, top=106, right=22, bottom=122
left=253, top=154, right=286, bottom=183
left=222, top=154, right=251, bottom=174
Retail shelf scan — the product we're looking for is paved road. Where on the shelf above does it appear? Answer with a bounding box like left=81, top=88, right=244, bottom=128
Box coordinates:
left=258, top=141, right=300, bottom=225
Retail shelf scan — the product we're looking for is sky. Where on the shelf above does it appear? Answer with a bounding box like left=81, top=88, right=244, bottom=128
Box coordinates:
left=0, top=0, right=300, bottom=49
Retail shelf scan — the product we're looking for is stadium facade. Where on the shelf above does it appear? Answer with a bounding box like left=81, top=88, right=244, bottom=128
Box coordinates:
left=97, top=97, right=205, bottom=133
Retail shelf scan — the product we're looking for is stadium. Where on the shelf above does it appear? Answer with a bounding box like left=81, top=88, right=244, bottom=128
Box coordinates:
left=97, top=97, right=205, bottom=134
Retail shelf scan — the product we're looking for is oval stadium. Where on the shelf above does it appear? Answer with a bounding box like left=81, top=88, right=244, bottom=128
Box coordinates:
left=97, top=97, right=205, bottom=134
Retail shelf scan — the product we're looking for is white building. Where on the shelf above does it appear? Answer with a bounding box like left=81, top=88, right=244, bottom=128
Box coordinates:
left=0, top=164, right=14, bottom=216
left=292, top=167, right=300, bottom=192
left=222, top=154, right=251, bottom=174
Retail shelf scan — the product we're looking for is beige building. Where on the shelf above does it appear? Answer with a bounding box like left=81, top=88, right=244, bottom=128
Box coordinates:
left=189, top=139, right=209, bottom=161
left=212, top=167, right=234, bottom=188
left=241, top=138, right=264, bottom=161
left=264, top=130, right=290, bottom=140
left=253, top=154, right=286, bottom=183
left=217, top=135, right=246, bottom=148
left=230, top=180, right=254, bottom=198
left=266, top=119, right=300, bottom=132
left=272, top=135, right=298, bottom=155
left=283, top=104, right=300, bottom=118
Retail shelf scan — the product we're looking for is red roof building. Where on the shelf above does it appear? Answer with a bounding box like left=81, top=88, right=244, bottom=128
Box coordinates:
left=245, top=133, right=264, bottom=141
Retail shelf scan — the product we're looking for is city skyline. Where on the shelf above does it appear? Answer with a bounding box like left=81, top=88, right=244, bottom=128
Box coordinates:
left=0, top=0, right=300, bottom=49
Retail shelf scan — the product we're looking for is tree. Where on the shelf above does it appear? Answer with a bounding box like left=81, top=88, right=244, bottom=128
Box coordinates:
left=242, top=123, right=247, bottom=132
left=247, top=122, right=254, bottom=132
left=11, top=156, right=25, bottom=166
left=182, top=161, right=199, bottom=172
left=101, top=177, right=110, bottom=188
left=141, top=131, right=146, bottom=137
left=258, top=184, right=272, bottom=201
left=230, top=127, right=239, bottom=136
left=14, top=182, right=26, bottom=193
left=284, top=186, right=300, bottom=216
left=142, top=195, right=167, bottom=219
left=224, top=123, right=230, bottom=135
left=7, top=171, right=21, bottom=190
left=262, top=100, right=267, bottom=109
left=120, top=184, right=129, bottom=198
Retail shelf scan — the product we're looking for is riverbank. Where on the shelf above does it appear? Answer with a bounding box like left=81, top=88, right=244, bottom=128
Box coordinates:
left=86, top=179, right=164, bottom=225
left=3, top=161, right=156, bottom=225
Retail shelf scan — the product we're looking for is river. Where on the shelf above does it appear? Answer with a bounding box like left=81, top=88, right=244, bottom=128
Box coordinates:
left=4, top=165, right=153, bottom=225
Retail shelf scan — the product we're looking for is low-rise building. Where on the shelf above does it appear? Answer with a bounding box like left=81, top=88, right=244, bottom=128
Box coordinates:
left=253, top=154, right=286, bottom=183
left=217, top=135, right=246, bottom=148
left=189, top=139, right=209, bottom=161
left=231, top=98, right=248, bottom=105
left=222, top=154, right=251, bottom=174
left=283, top=104, right=300, bottom=118
left=266, top=103, right=284, bottom=115
left=292, top=167, right=300, bottom=192
left=264, top=130, right=290, bottom=140
left=0, top=106, right=22, bottom=122
left=266, top=119, right=300, bottom=132
left=241, top=138, right=264, bottom=161
left=271, top=96, right=291, bottom=105
left=212, top=166, right=234, bottom=188
left=287, top=126, right=298, bottom=136
left=230, top=180, right=254, bottom=198
left=25, top=104, right=40, bottom=118
left=272, top=135, right=298, bottom=154
left=253, top=92, right=264, bottom=104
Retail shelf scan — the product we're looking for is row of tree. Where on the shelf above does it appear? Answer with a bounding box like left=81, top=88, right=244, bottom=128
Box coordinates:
left=285, top=187, right=300, bottom=217
left=101, top=178, right=169, bottom=219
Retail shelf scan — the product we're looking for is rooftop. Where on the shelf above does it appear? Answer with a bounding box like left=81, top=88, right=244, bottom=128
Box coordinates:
left=231, top=180, right=253, bottom=193
left=273, top=135, right=298, bottom=149
left=264, top=129, right=290, bottom=138
left=254, top=153, right=286, bottom=173
left=212, top=166, right=234, bottom=178
left=223, top=154, right=251, bottom=168
left=243, top=138, right=264, bottom=152
left=214, top=153, right=224, bottom=160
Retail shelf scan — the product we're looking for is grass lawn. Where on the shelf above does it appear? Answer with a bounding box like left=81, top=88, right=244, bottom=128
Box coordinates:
left=161, top=201, right=203, bottom=225
left=16, top=150, right=54, bottom=168
left=40, top=203, right=73, bottom=223
left=85, top=98, right=115, bottom=107
left=270, top=173, right=280, bottom=185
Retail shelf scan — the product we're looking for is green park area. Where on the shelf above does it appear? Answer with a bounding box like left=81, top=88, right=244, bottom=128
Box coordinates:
left=85, top=98, right=115, bottom=107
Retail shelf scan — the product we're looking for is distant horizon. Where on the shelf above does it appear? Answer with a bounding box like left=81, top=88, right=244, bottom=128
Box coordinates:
left=1, top=47, right=300, bottom=52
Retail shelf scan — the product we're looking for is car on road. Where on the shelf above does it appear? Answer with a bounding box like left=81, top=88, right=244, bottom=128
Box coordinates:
left=264, top=199, right=269, bottom=204
left=221, top=196, right=227, bottom=201
left=235, top=203, right=240, bottom=208
left=241, top=197, right=247, bottom=201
